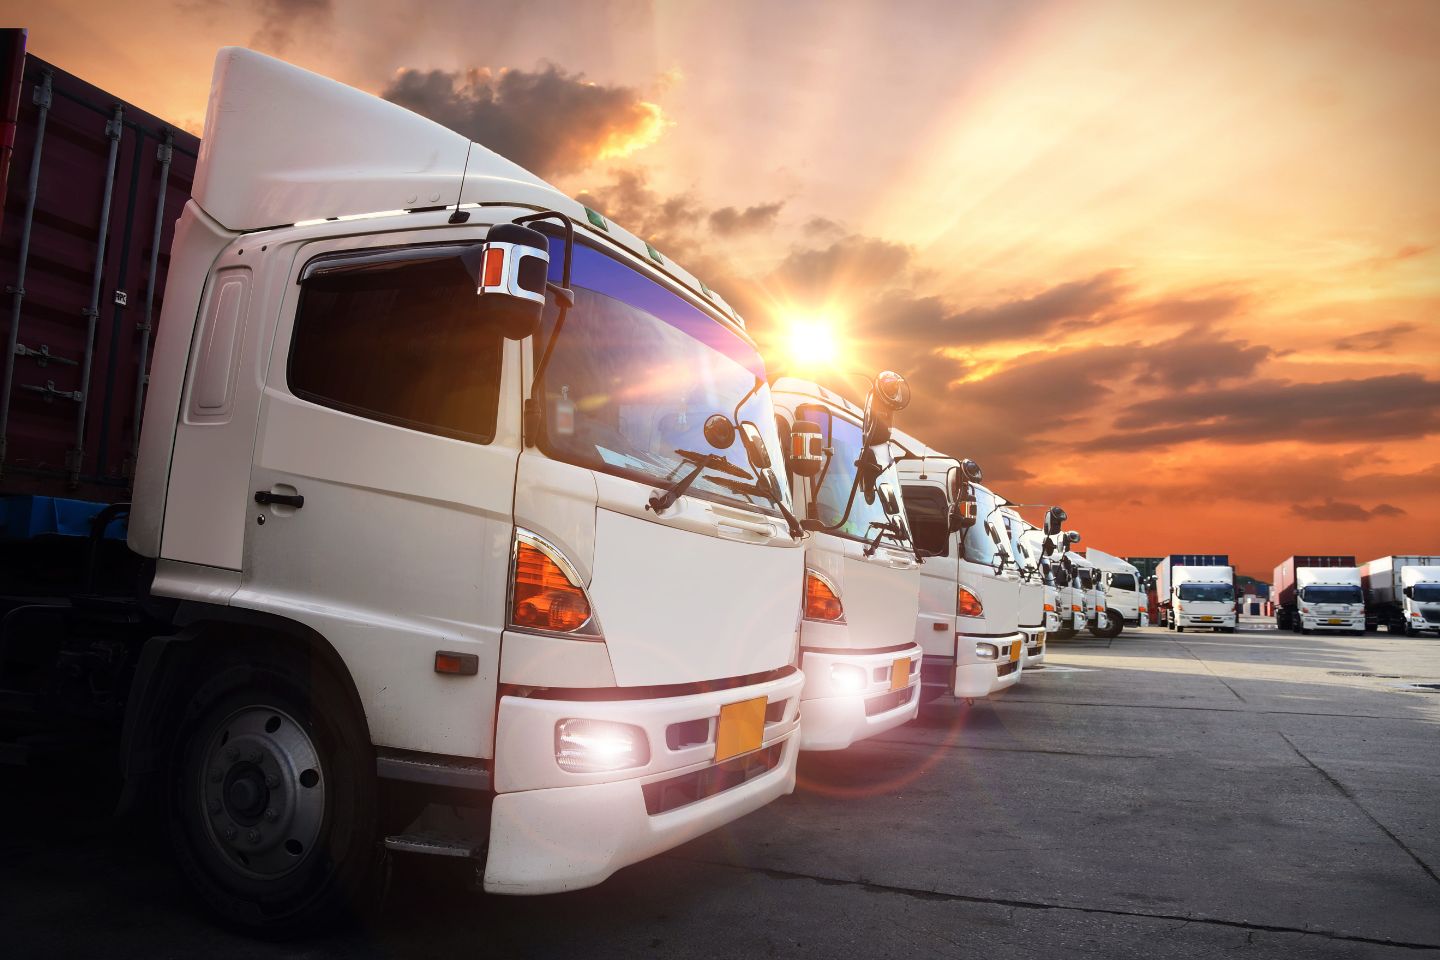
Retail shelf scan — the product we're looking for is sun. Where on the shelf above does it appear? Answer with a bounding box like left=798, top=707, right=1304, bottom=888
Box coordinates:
left=781, top=314, right=843, bottom=372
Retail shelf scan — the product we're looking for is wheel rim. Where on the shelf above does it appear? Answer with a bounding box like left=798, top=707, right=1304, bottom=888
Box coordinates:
left=196, top=705, right=326, bottom=880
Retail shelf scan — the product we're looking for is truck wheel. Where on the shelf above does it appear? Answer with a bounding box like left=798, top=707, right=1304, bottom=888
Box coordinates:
left=1176, top=626, right=1185, bottom=633
left=167, top=648, right=378, bottom=937
left=1107, top=618, right=1124, bottom=639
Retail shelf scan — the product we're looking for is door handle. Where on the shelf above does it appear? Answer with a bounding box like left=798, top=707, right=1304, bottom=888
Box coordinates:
left=255, top=490, right=305, bottom=509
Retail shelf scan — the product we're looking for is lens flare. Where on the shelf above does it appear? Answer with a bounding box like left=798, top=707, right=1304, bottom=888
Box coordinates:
left=781, top=315, right=842, bottom=371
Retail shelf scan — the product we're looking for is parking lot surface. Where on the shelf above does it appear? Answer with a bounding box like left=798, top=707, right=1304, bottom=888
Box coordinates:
left=4, top=625, right=1438, bottom=958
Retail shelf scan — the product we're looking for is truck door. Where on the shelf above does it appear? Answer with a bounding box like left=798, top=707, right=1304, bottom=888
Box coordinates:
left=236, top=237, right=521, bottom=759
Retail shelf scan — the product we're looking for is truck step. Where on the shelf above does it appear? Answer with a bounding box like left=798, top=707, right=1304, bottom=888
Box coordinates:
left=382, top=803, right=488, bottom=860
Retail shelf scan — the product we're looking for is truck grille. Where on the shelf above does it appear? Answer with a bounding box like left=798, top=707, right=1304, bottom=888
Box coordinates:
left=998, top=661, right=1018, bottom=677
left=642, top=743, right=782, bottom=816
left=1424, top=611, right=1440, bottom=624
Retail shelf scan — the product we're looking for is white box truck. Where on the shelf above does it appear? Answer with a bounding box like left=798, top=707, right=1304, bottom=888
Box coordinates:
left=771, top=375, right=923, bottom=749
left=1, top=48, right=808, bottom=933
left=1085, top=548, right=1143, bottom=638
left=1158, top=555, right=1236, bottom=633
left=1361, top=556, right=1440, bottom=636
left=894, top=435, right=1026, bottom=701
left=1274, top=555, right=1363, bottom=635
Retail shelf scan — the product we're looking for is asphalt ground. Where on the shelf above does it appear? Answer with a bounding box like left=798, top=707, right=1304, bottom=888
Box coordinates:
left=3, top=624, right=1438, bottom=958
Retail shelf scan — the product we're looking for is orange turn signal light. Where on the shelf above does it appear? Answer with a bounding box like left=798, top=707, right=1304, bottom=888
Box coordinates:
left=957, top=587, right=983, bottom=618
left=1043, top=602, right=1055, bottom=612
left=804, top=571, right=845, bottom=622
left=512, top=539, right=594, bottom=634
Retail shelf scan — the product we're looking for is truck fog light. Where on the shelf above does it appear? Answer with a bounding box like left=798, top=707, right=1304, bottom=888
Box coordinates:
left=975, top=643, right=999, bottom=661
left=555, top=719, right=650, bottom=773
left=830, top=663, right=868, bottom=693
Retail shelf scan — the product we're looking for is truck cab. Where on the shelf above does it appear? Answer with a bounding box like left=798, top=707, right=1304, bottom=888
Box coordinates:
left=1086, top=548, right=1142, bottom=637
left=771, top=376, right=923, bottom=750
left=4, top=48, right=807, bottom=933
left=1016, top=520, right=1065, bottom=639
left=1398, top=567, right=1440, bottom=636
left=1069, top=553, right=1109, bottom=636
left=1293, top=568, right=1364, bottom=634
left=999, top=506, right=1048, bottom=668
left=894, top=436, right=1025, bottom=701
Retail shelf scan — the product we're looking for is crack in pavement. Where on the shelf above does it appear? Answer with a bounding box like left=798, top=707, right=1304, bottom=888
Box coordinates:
left=1278, top=731, right=1440, bottom=890
left=1169, top=638, right=1248, bottom=703
left=666, top=856, right=1440, bottom=951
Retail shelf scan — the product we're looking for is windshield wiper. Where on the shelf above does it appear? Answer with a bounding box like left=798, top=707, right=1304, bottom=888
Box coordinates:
left=646, top=449, right=752, bottom=514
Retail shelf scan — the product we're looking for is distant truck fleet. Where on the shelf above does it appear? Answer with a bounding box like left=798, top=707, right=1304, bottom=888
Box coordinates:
left=1362, top=557, right=1440, bottom=637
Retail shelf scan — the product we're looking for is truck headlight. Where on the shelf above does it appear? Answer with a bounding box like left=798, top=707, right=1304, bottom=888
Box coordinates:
left=975, top=643, right=999, bottom=661
left=830, top=663, right=868, bottom=693
left=555, top=719, right=650, bottom=773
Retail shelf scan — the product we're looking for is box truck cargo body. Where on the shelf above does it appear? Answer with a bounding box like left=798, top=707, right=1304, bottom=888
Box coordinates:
left=1361, top=556, right=1440, bottom=636
left=1274, top=555, right=1362, bottom=634
left=1, top=44, right=808, bottom=934
left=772, top=376, right=922, bottom=750
left=0, top=34, right=199, bottom=496
left=1157, top=555, right=1236, bottom=633
left=895, top=431, right=1026, bottom=701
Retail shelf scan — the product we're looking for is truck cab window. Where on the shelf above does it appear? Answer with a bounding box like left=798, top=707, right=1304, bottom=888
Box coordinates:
left=1109, top=573, right=1137, bottom=592
left=901, top=485, right=949, bottom=557
left=289, top=251, right=502, bottom=442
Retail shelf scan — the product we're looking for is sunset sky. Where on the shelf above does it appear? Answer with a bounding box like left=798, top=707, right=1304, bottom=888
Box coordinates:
left=13, top=0, right=1439, bottom=579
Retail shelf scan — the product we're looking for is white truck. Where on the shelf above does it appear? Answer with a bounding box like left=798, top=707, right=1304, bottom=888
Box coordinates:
left=999, top=505, right=1049, bottom=668
left=894, top=437, right=1025, bottom=701
left=1015, top=510, right=1067, bottom=641
left=1159, top=556, right=1237, bottom=633
left=1050, top=530, right=1086, bottom=638
left=1067, top=551, right=1109, bottom=637
left=1275, top=555, right=1363, bottom=635
left=771, top=376, right=922, bottom=749
left=1361, top=556, right=1440, bottom=636
left=1084, top=548, right=1143, bottom=637
left=1, top=48, right=809, bottom=933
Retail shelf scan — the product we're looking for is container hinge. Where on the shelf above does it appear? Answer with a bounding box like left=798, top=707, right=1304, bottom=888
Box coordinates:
left=156, top=140, right=173, bottom=164
left=20, top=381, right=83, bottom=403
left=105, top=114, right=123, bottom=140
left=113, top=290, right=128, bottom=307
left=5, top=284, right=22, bottom=297
left=32, top=77, right=52, bottom=110
left=16, top=343, right=79, bottom=368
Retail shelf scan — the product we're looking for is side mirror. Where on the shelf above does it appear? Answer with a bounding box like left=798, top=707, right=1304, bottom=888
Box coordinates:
left=861, top=370, right=910, bottom=447
left=960, top=458, right=982, bottom=482
left=856, top=446, right=884, bottom=504
left=787, top=419, right=824, bottom=478
left=1066, top=531, right=1082, bottom=545
left=1044, top=506, right=1066, bottom=537
left=1041, top=538, right=1055, bottom=557
left=878, top=483, right=901, bottom=517
left=738, top=422, right=771, bottom=470
left=469, top=223, right=551, bottom=340
left=947, top=488, right=977, bottom=532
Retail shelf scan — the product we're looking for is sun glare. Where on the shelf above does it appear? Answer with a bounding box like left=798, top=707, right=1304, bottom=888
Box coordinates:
left=782, top=315, right=842, bottom=372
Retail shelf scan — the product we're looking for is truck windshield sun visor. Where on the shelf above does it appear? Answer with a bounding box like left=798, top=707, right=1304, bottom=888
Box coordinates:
left=530, top=239, right=790, bottom=520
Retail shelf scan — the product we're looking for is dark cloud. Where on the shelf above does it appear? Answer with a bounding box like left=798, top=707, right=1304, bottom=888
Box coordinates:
left=1334, top=323, right=1419, bottom=353
left=937, top=271, right=1128, bottom=346
left=708, top=202, right=783, bottom=236
left=1092, top=373, right=1440, bottom=450
left=383, top=66, right=661, bottom=179
left=803, top=217, right=845, bottom=237
left=1287, top=499, right=1408, bottom=522
left=249, top=0, right=332, bottom=52
left=1133, top=330, right=1270, bottom=388
left=574, top=171, right=704, bottom=255
left=1137, top=293, right=1243, bottom=327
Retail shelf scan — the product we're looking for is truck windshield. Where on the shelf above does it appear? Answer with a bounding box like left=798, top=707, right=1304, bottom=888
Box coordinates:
left=1300, top=585, right=1362, bottom=604
left=799, top=404, right=908, bottom=544
left=1411, top=584, right=1440, bottom=602
left=1109, top=573, right=1137, bottom=592
left=1178, top=584, right=1235, bottom=602
left=535, top=241, right=788, bottom=517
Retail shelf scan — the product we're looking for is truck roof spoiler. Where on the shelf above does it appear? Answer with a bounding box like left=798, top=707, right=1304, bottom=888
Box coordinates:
left=192, top=48, right=744, bottom=326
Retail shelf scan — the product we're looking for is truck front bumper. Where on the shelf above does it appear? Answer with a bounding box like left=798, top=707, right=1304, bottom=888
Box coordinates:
left=1021, top=626, right=1046, bottom=668
left=955, top=632, right=1025, bottom=698
left=1179, top=613, right=1237, bottom=629
left=484, top=667, right=803, bottom=894
left=796, top=644, right=923, bottom=751
left=1301, top=615, right=1364, bottom=632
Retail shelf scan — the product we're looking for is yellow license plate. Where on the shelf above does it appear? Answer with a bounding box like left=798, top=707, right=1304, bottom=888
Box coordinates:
left=1011, top=641, right=1022, bottom=661
left=1327, top=618, right=1342, bottom=625
left=890, top=657, right=911, bottom=691
left=1200, top=616, right=1215, bottom=622
left=715, top=696, right=767, bottom=762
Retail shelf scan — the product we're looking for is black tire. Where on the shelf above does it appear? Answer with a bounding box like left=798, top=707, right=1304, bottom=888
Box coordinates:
left=166, top=644, right=379, bottom=938
left=1176, top=626, right=1185, bottom=633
